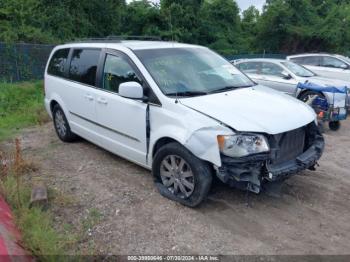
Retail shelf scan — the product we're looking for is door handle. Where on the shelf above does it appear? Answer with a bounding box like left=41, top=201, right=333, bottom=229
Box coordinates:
left=84, top=94, right=94, bottom=101
left=97, top=98, right=108, bottom=105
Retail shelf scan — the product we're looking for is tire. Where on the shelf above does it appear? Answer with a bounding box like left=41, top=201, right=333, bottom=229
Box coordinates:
left=329, top=121, right=341, bottom=131
left=152, top=142, right=212, bottom=207
left=52, top=104, right=78, bottom=142
left=299, top=90, right=325, bottom=105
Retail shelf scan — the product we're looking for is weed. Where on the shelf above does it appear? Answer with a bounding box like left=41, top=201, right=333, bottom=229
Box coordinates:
left=82, top=208, right=102, bottom=232
left=0, top=139, right=76, bottom=260
left=48, top=187, right=76, bottom=207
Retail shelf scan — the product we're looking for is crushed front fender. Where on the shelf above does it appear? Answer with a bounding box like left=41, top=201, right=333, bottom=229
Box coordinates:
left=215, top=122, right=325, bottom=194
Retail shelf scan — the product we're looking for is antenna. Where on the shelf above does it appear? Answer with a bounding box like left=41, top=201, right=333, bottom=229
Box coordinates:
left=168, top=8, right=178, bottom=103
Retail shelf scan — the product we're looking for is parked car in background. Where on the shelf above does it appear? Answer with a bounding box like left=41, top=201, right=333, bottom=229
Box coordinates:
left=234, top=58, right=349, bottom=130
left=287, top=53, right=350, bottom=81
left=44, top=40, right=324, bottom=207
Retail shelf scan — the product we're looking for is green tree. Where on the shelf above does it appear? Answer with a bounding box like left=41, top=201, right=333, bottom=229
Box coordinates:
left=123, top=0, right=163, bottom=36
left=199, top=0, right=243, bottom=55
left=241, top=6, right=260, bottom=52
left=257, top=0, right=320, bottom=53
left=160, top=0, right=203, bottom=42
left=0, top=0, right=54, bottom=43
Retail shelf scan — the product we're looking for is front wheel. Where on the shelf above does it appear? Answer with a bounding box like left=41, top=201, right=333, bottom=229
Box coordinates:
left=152, top=142, right=212, bottom=207
left=329, top=121, right=341, bottom=131
left=299, top=91, right=325, bottom=107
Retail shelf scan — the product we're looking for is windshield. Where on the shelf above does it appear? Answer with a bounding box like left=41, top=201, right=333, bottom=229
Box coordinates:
left=134, top=48, right=255, bottom=96
left=282, top=61, right=315, bottom=77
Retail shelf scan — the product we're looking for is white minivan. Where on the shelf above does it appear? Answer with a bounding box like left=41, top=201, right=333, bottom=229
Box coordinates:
left=44, top=40, right=325, bottom=207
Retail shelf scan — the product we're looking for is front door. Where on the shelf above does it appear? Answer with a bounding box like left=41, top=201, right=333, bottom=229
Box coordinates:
left=257, top=62, right=297, bottom=95
left=318, top=56, right=350, bottom=81
left=95, top=51, right=148, bottom=166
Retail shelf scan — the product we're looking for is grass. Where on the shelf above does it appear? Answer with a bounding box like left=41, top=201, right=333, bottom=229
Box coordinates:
left=0, top=81, right=102, bottom=259
left=2, top=177, right=67, bottom=256
left=0, top=81, right=48, bottom=141
left=0, top=139, right=78, bottom=260
left=0, top=94, right=76, bottom=260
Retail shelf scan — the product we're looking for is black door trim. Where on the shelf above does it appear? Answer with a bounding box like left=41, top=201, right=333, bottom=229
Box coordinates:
left=69, top=111, right=140, bottom=142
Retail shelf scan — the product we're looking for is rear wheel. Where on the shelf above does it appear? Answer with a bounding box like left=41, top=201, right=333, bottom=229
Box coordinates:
left=152, top=142, right=212, bottom=207
left=52, top=104, right=78, bottom=142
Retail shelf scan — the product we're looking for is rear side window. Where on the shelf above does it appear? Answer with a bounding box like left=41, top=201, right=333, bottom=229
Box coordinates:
left=289, top=57, right=304, bottom=64
left=295, top=56, right=321, bottom=66
left=237, top=62, right=261, bottom=74
left=69, top=49, right=101, bottom=86
left=47, top=48, right=70, bottom=77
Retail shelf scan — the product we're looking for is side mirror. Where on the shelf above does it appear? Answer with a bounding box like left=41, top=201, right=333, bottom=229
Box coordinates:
left=281, top=71, right=292, bottom=80
left=340, top=64, right=349, bottom=70
left=119, top=82, right=145, bottom=100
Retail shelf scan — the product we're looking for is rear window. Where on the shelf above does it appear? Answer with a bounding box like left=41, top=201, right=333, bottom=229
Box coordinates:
left=47, top=48, right=70, bottom=77
left=68, top=49, right=101, bottom=86
left=289, top=57, right=304, bottom=64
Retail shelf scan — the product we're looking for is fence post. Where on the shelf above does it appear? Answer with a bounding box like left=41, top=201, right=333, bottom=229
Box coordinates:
left=14, top=45, right=20, bottom=82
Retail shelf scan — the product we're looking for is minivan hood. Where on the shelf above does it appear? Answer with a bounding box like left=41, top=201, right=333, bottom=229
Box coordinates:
left=180, top=85, right=316, bottom=135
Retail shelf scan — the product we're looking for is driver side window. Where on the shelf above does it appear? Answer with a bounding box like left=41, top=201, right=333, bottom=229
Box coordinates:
left=103, top=54, right=141, bottom=93
left=321, top=56, right=348, bottom=69
left=261, top=62, right=284, bottom=77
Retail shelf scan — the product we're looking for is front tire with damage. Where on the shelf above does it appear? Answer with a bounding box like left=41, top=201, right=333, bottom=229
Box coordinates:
left=152, top=142, right=212, bottom=207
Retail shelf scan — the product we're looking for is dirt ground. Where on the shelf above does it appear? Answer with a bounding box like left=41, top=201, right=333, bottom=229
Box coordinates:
left=1, top=119, right=350, bottom=255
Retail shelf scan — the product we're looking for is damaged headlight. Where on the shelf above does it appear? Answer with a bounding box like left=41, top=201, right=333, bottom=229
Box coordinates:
left=217, top=134, right=269, bottom=157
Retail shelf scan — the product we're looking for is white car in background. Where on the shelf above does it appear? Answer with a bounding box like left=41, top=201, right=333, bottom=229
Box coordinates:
left=287, top=53, right=350, bottom=81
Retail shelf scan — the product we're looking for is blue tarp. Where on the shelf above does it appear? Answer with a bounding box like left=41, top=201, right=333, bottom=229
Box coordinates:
left=297, top=81, right=348, bottom=94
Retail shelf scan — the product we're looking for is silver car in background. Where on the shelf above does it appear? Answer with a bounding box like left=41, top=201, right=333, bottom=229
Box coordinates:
left=287, top=53, right=350, bottom=81
left=234, top=58, right=349, bottom=130
left=234, top=58, right=349, bottom=96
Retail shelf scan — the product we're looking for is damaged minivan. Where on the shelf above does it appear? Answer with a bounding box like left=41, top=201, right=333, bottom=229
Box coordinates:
left=44, top=39, right=325, bottom=207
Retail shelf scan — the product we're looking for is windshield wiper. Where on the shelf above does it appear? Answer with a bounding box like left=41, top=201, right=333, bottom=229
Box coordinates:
left=166, top=91, right=208, bottom=97
left=209, top=85, right=253, bottom=94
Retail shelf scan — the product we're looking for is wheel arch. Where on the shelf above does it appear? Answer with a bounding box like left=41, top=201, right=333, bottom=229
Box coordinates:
left=297, top=89, right=326, bottom=99
left=50, top=100, right=59, bottom=113
left=47, top=94, right=70, bottom=120
left=297, top=89, right=333, bottom=106
left=152, top=137, right=181, bottom=159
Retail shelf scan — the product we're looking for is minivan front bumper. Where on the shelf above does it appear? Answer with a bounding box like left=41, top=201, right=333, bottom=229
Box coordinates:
left=215, top=122, right=324, bottom=193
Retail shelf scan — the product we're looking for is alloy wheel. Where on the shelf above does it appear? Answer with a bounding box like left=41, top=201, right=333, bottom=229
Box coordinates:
left=55, top=110, right=67, bottom=138
left=160, top=155, right=195, bottom=198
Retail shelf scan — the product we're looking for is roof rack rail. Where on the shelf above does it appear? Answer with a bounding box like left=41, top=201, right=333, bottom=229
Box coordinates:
left=67, top=35, right=162, bottom=44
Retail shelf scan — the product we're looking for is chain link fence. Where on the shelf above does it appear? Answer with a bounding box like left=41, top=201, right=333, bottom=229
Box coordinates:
left=226, top=53, right=287, bottom=61
left=0, top=43, right=55, bottom=82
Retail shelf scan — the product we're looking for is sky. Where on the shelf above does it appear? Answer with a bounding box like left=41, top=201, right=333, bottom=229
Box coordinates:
left=236, top=0, right=265, bottom=12
left=126, top=0, right=266, bottom=12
